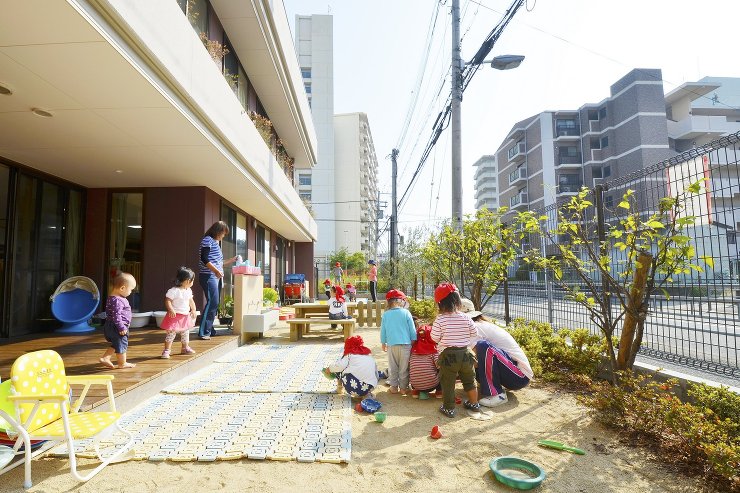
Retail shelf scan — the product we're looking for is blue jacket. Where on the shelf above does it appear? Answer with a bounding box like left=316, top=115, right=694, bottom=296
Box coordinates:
left=380, top=308, right=417, bottom=345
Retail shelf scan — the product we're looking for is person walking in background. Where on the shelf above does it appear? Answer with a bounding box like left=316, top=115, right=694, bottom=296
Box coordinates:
left=323, top=278, right=332, bottom=299
left=99, top=272, right=137, bottom=369
left=198, top=221, right=238, bottom=340
left=332, top=262, right=344, bottom=285
left=460, top=298, right=532, bottom=407
left=431, top=283, right=481, bottom=418
left=367, top=259, right=378, bottom=302
left=160, top=267, right=198, bottom=359
left=380, top=289, right=416, bottom=395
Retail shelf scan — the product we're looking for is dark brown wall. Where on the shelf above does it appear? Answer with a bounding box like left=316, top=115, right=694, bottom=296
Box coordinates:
left=141, top=187, right=212, bottom=311
left=294, top=241, right=315, bottom=299
left=83, top=188, right=109, bottom=294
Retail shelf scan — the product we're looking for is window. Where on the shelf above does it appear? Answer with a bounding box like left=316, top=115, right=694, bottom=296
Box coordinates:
left=301, top=68, right=311, bottom=79
left=727, top=231, right=736, bottom=245
left=590, top=137, right=601, bottom=149
left=604, top=195, right=614, bottom=208
left=559, top=146, right=579, bottom=157
left=304, top=83, right=312, bottom=94
left=600, top=136, right=609, bottom=148
left=555, top=119, right=579, bottom=136
left=587, top=109, right=599, bottom=121
left=592, top=167, right=603, bottom=179
left=598, top=106, right=607, bottom=119
left=299, top=192, right=312, bottom=201
left=603, top=165, right=611, bottom=178
left=298, top=174, right=311, bottom=186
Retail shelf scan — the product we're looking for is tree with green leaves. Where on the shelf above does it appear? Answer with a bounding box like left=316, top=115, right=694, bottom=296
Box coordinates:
left=422, top=208, right=527, bottom=311
left=518, top=181, right=707, bottom=378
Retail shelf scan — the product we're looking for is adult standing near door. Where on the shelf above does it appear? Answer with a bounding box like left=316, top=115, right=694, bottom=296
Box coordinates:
left=367, top=259, right=378, bottom=302
left=198, top=221, right=238, bottom=340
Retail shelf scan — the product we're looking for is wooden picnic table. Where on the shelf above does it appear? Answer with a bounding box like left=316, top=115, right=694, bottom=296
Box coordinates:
left=291, top=302, right=358, bottom=319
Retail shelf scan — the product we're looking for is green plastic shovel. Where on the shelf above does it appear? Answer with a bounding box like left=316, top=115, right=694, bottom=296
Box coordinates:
left=537, top=439, right=586, bottom=455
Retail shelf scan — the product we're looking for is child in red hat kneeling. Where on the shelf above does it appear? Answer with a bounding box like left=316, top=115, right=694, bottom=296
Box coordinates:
left=324, top=335, right=379, bottom=398
left=380, top=289, right=417, bottom=395
left=409, top=322, right=442, bottom=399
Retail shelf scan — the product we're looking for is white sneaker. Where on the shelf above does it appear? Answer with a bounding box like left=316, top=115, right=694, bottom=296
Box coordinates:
left=479, top=393, right=508, bottom=408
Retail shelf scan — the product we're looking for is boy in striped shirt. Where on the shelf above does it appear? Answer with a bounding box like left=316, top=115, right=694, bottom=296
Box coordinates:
left=431, top=283, right=481, bottom=417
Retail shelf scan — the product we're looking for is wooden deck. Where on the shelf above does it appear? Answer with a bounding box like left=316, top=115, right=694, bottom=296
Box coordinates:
left=0, top=327, right=239, bottom=411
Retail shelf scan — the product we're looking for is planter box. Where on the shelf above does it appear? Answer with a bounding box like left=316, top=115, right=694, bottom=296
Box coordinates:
left=240, top=309, right=279, bottom=344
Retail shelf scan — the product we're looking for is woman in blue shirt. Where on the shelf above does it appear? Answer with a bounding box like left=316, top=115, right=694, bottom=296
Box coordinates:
left=198, top=221, right=238, bottom=340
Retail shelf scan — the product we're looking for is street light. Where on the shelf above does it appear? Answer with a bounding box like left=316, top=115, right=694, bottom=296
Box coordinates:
left=451, top=50, right=524, bottom=230
left=489, top=54, right=525, bottom=71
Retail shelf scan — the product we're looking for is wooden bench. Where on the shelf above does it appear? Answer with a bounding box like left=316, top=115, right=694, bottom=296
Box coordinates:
left=286, top=318, right=355, bottom=341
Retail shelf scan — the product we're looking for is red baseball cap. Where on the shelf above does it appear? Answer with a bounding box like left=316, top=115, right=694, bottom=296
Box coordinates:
left=385, top=289, right=406, bottom=301
left=434, top=283, right=458, bottom=303
left=335, top=262, right=341, bottom=267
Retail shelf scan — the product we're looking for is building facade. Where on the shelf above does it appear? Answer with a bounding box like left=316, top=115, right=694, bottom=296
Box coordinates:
left=473, top=155, right=499, bottom=211
left=293, top=14, right=379, bottom=259
left=497, top=69, right=672, bottom=213
left=0, top=0, right=318, bottom=339
left=334, top=113, right=379, bottom=257
left=294, top=14, right=336, bottom=256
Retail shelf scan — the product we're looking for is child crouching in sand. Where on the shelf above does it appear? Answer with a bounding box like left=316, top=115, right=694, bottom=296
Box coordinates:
left=409, top=323, right=442, bottom=399
left=431, top=282, right=480, bottom=417
left=324, top=335, right=378, bottom=399
left=99, top=272, right=137, bottom=369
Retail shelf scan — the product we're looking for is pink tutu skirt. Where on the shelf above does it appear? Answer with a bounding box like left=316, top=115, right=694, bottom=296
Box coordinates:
left=160, top=313, right=195, bottom=333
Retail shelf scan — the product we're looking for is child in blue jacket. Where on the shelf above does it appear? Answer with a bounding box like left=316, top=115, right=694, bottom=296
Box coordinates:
left=380, top=289, right=416, bottom=395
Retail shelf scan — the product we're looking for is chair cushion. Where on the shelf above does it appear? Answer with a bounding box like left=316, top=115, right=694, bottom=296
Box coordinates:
left=31, top=412, right=120, bottom=439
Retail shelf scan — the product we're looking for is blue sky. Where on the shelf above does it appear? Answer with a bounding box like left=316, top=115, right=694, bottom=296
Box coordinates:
left=284, top=0, right=740, bottom=243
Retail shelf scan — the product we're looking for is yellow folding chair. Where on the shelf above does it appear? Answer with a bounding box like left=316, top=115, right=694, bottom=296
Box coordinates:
left=0, top=379, right=33, bottom=488
left=1, top=350, right=133, bottom=487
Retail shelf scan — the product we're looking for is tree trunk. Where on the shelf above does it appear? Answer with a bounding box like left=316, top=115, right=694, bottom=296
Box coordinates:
left=617, top=252, right=652, bottom=370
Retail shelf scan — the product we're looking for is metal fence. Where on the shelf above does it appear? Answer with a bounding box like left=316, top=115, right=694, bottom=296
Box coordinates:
left=490, top=131, right=740, bottom=378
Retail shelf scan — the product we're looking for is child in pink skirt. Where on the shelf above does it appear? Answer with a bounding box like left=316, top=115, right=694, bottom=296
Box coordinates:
left=161, top=267, right=197, bottom=358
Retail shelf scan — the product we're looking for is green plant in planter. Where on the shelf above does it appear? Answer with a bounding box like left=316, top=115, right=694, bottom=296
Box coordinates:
left=218, top=295, right=234, bottom=321
left=263, top=288, right=279, bottom=307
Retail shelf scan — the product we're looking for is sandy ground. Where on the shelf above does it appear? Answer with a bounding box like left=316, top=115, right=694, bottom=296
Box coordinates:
left=2, top=325, right=713, bottom=493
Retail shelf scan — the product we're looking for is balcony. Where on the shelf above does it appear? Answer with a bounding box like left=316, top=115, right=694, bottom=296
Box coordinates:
left=507, top=142, right=526, bottom=162
left=555, top=125, right=581, bottom=138
left=510, top=192, right=529, bottom=210
left=509, top=167, right=527, bottom=185
left=557, top=153, right=582, bottom=167
left=557, top=182, right=583, bottom=194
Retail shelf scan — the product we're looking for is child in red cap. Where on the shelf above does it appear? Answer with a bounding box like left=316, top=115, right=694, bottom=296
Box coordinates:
left=332, top=262, right=344, bottom=285
left=380, top=289, right=416, bottom=395
left=323, top=278, right=332, bottom=299
left=345, top=283, right=357, bottom=302
left=328, top=285, right=352, bottom=328
left=431, top=283, right=481, bottom=417
left=409, top=322, right=442, bottom=399
left=324, top=335, right=379, bottom=398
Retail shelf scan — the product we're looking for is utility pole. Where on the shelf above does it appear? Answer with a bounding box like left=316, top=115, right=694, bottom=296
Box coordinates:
left=390, top=149, right=399, bottom=280
left=451, top=0, right=463, bottom=231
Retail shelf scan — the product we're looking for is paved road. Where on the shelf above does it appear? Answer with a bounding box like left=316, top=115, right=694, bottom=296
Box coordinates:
left=483, top=293, right=740, bottom=383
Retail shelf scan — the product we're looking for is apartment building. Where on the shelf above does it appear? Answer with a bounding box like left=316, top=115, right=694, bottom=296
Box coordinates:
left=497, top=69, right=672, bottom=213
left=0, top=0, right=317, bottom=338
left=334, top=113, right=379, bottom=257
left=294, top=14, right=379, bottom=258
left=473, top=155, right=499, bottom=211
left=294, top=14, right=336, bottom=256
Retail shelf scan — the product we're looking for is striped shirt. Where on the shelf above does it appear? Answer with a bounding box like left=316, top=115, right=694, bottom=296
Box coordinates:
left=199, top=235, right=223, bottom=275
left=409, top=353, right=439, bottom=391
left=430, top=312, right=477, bottom=351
